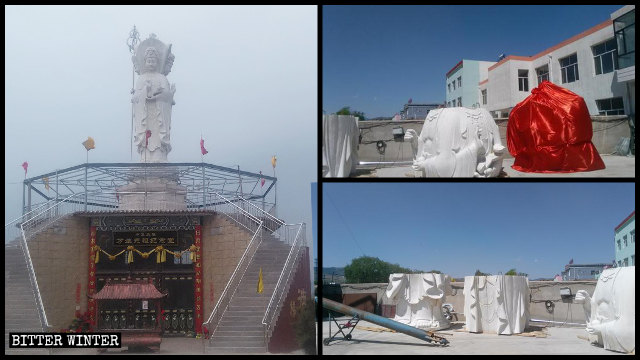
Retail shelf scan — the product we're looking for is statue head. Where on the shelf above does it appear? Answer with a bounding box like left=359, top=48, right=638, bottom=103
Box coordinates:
left=143, top=47, right=160, bottom=72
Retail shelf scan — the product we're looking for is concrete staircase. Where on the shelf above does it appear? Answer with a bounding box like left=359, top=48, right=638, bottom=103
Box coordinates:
left=205, top=231, right=292, bottom=354
left=5, top=240, right=49, bottom=355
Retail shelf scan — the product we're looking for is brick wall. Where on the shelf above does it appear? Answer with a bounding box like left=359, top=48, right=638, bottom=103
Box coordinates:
left=28, top=216, right=90, bottom=330
left=201, top=215, right=253, bottom=319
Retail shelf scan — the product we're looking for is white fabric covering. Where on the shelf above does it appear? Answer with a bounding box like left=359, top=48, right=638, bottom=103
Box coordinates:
left=385, top=273, right=452, bottom=330
left=463, top=276, right=530, bottom=334
left=406, top=107, right=505, bottom=177
left=575, top=267, right=635, bottom=353
left=322, top=115, right=359, bottom=177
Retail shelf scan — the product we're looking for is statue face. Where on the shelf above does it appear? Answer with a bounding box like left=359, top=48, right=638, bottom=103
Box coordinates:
left=144, top=56, right=158, bottom=72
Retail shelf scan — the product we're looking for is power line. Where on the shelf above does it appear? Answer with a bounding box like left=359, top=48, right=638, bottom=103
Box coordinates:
left=326, top=192, right=366, bottom=257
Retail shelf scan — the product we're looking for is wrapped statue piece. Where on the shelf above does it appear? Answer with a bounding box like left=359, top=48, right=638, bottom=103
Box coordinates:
left=463, top=276, right=530, bottom=334
left=322, top=115, right=359, bottom=177
left=405, top=108, right=505, bottom=177
left=575, top=267, right=635, bottom=353
left=385, top=273, right=452, bottom=330
left=507, top=81, right=605, bottom=172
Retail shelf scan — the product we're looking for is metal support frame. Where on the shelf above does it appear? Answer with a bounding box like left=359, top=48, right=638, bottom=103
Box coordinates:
left=21, top=162, right=277, bottom=216
left=323, top=311, right=360, bottom=345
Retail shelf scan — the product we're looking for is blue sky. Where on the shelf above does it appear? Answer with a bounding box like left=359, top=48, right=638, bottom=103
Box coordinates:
left=323, top=5, right=624, bottom=118
left=323, top=183, right=635, bottom=279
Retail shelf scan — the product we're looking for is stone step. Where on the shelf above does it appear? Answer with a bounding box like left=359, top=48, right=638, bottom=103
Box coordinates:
left=220, top=314, right=263, bottom=322
left=227, top=305, right=266, bottom=312
left=213, top=324, right=264, bottom=332
left=205, top=346, right=267, bottom=354
left=209, top=336, right=264, bottom=346
left=212, top=330, right=263, bottom=337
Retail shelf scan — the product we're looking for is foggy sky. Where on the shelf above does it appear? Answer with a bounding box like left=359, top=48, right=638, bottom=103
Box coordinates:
left=5, top=6, right=317, bottom=257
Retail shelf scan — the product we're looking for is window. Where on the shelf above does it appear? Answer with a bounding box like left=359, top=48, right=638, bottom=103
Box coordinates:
left=536, top=65, right=549, bottom=84
left=631, top=230, right=635, bottom=243
left=453, top=81, right=456, bottom=90
left=614, top=9, right=635, bottom=69
left=593, top=38, right=619, bottom=75
left=632, top=255, right=635, bottom=266
left=457, top=76, right=462, bottom=88
left=624, top=235, right=628, bottom=247
left=596, top=97, right=625, bottom=115
left=518, top=69, right=529, bottom=91
left=560, top=53, right=579, bottom=83
left=617, top=239, right=621, bottom=250
left=623, top=258, right=628, bottom=267
left=618, top=260, right=622, bottom=267
left=481, top=89, right=487, bottom=105
left=448, top=83, right=451, bottom=93
left=457, top=97, right=461, bottom=107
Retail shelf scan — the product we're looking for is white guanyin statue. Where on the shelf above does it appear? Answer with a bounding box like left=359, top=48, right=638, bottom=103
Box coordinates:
left=574, top=267, right=635, bottom=353
left=404, top=107, right=505, bottom=177
left=131, top=34, right=176, bottom=163
left=463, top=275, right=530, bottom=334
left=385, top=273, right=452, bottom=330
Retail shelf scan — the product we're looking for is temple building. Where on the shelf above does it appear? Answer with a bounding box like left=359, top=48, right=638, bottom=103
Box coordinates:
left=5, top=32, right=311, bottom=355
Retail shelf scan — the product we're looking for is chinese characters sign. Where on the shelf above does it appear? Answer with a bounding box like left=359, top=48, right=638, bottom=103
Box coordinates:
left=112, top=231, right=178, bottom=247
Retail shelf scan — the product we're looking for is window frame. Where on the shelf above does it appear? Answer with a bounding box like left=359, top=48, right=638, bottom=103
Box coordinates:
left=481, top=89, right=487, bottom=105
left=536, top=65, right=549, bottom=85
left=518, top=69, right=529, bottom=92
left=596, top=97, right=625, bottom=115
left=592, top=38, right=619, bottom=75
left=457, top=76, right=462, bottom=88
left=560, top=53, right=580, bottom=84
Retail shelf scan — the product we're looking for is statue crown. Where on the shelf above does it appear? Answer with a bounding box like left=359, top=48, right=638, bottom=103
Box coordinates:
left=144, top=47, right=160, bottom=60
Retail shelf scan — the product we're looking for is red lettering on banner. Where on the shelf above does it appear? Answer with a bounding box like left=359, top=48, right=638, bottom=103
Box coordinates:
left=194, top=225, right=203, bottom=335
left=87, top=226, right=97, bottom=330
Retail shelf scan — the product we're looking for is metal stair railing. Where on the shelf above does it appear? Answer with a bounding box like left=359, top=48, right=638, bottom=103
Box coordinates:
left=202, top=192, right=264, bottom=338
left=206, top=192, right=262, bottom=234
left=20, top=192, right=90, bottom=241
left=237, top=197, right=285, bottom=234
left=261, top=223, right=306, bottom=345
left=5, top=199, right=57, bottom=245
left=10, top=192, right=90, bottom=334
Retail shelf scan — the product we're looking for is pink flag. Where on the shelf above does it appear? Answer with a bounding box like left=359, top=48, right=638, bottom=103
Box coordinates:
left=408, top=98, right=412, bottom=104
left=569, top=258, right=573, bottom=265
left=22, top=162, right=28, bottom=176
left=145, top=130, right=152, bottom=147
left=200, top=138, right=208, bottom=155
left=260, top=171, right=265, bottom=187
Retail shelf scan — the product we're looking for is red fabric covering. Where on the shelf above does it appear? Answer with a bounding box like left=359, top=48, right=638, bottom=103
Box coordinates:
left=507, top=81, right=605, bottom=172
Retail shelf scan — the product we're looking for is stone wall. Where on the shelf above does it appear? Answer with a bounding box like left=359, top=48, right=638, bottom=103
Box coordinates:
left=28, top=216, right=90, bottom=330
left=201, top=214, right=253, bottom=319
left=358, top=117, right=632, bottom=163
left=334, top=280, right=598, bottom=325
left=357, top=120, right=423, bottom=163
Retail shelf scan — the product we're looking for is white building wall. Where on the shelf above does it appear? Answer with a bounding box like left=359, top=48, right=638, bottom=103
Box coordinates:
left=482, top=20, right=628, bottom=116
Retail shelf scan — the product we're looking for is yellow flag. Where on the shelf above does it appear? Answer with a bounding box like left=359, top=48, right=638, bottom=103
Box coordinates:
left=257, top=267, right=264, bottom=294
left=43, top=177, right=50, bottom=191
left=82, top=137, right=95, bottom=151
left=271, top=155, right=277, bottom=169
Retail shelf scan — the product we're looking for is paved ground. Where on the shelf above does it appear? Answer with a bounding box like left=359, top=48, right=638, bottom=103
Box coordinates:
left=359, top=155, right=635, bottom=178
left=321, top=319, right=627, bottom=355
left=41, top=337, right=307, bottom=355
